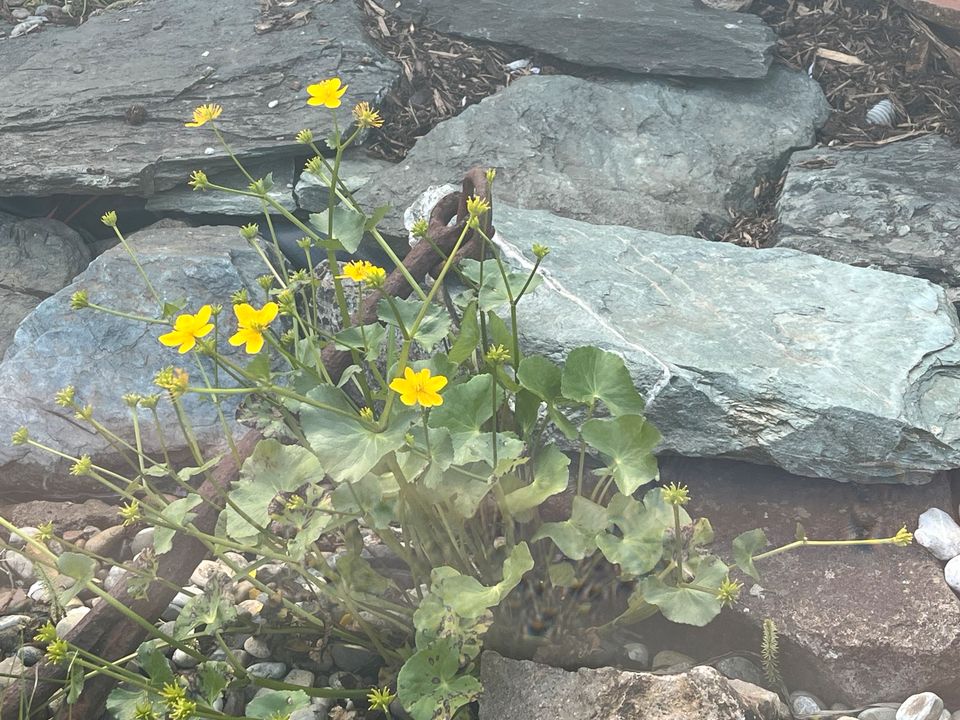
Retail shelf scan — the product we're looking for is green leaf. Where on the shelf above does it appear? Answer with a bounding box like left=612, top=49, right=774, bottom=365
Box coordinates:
left=245, top=690, right=311, bottom=719
left=581, top=415, right=660, bottom=495
left=137, top=641, right=174, bottom=685
left=732, top=528, right=768, bottom=582
left=365, top=204, right=391, bottom=231
left=504, top=445, right=570, bottom=514
left=434, top=542, right=534, bottom=619
left=337, top=551, right=391, bottom=596
left=398, top=637, right=482, bottom=720
left=459, top=259, right=542, bottom=311
left=173, top=577, right=237, bottom=640
left=428, top=374, right=504, bottom=465
left=486, top=310, right=514, bottom=352
left=106, top=687, right=150, bottom=720
left=153, top=495, right=203, bottom=555
left=309, top=205, right=366, bottom=253
left=334, top=323, right=386, bottom=363
left=532, top=496, right=609, bottom=560
left=378, top=296, right=452, bottom=351
left=596, top=494, right=668, bottom=576
left=690, top=518, right=715, bottom=550
left=640, top=555, right=728, bottom=626
left=517, top=355, right=562, bottom=403
left=197, top=661, right=231, bottom=704
left=514, top=388, right=541, bottom=439
left=66, top=661, right=84, bottom=704
left=300, top=385, right=414, bottom=484
left=224, top=439, right=324, bottom=543
left=448, top=300, right=480, bottom=365
left=548, top=562, right=577, bottom=588
left=561, top=346, right=646, bottom=415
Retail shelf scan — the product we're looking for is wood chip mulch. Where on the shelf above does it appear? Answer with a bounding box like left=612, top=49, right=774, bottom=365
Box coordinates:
left=356, top=0, right=960, bottom=245
left=357, top=0, right=559, bottom=160
left=719, top=0, right=960, bottom=246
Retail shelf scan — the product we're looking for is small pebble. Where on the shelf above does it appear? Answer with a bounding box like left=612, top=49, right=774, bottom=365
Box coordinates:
left=897, top=693, right=944, bottom=720
left=190, top=560, right=230, bottom=590
left=328, top=671, right=359, bottom=690
left=17, top=645, right=44, bottom=666
left=11, top=7, right=30, bottom=19
left=0, top=657, right=25, bottom=689
left=27, top=581, right=51, bottom=603
left=247, top=662, right=287, bottom=680
left=243, top=635, right=271, bottom=659
left=104, top=565, right=126, bottom=592
left=623, top=642, right=649, bottom=668
left=859, top=707, right=899, bottom=720
left=268, top=99, right=279, bottom=108
left=651, top=650, right=695, bottom=671
left=915, top=509, right=960, bottom=561
left=8, top=528, right=37, bottom=548
left=56, top=606, right=91, bottom=637
left=172, top=649, right=200, bottom=669
left=716, top=656, right=766, bottom=687
left=130, top=527, right=155, bottom=556
left=0, top=615, right=32, bottom=637
left=84, top=525, right=127, bottom=560
left=789, top=690, right=825, bottom=716
left=283, top=668, right=316, bottom=687
left=330, top=643, right=380, bottom=674
left=236, top=599, right=264, bottom=619
left=945, top=556, right=960, bottom=594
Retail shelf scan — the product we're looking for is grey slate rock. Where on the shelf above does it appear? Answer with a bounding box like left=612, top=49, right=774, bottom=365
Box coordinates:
left=0, top=212, right=91, bottom=357
left=0, top=0, right=398, bottom=196
left=776, top=136, right=960, bottom=306
left=295, top=153, right=395, bottom=212
left=479, top=652, right=789, bottom=720
left=494, top=204, right=960, bottom=483
left=146, top=158, right=297, bottom=215
left=392, top=0, right=775, bottom=79
left=360, top=67, right=828, bottom=243
left=0, top=225, right=268, bottom=497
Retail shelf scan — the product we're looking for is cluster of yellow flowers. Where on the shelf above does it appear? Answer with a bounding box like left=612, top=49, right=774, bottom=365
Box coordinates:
left=159, top=302, right=278, bottom=355
left=169, top=80, right=447, bottom=409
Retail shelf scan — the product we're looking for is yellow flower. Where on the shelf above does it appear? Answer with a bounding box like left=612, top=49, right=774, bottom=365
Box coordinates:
left=306, top=78, right=348, bottom=108
left=389, top=367, right=448, bottom=408
left=118, top=500, right=142, bottom=527
left=100, top=210, right=118, bottom=227
left=185, top=104, right=222, bottom=128
left=45, top=638, right=71, bottom=664
left=158, top=305, right=215, bottom=354
left=352, top=101, right=384, bottom=128
left=367, top=687, right=396, bottom=713
left=337, top=260, right=378, bottom=283
left=229, top=302, right=279, bottom=354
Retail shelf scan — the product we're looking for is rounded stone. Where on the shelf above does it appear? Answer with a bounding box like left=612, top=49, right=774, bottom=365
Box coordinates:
left=283, top=668, right=316, bottom=688
left=651, top=650, right=695, bottom=671
left=897, top=693, right=945, bottom=720
left=716, top=656, right=766, bottom=687
left=915, top=509, right=960, bottom=561
left=945, top=555, right=960, bottom=593
left=190, top=559, right=231, bottom=590
left=330, top=643, right=380, bottom=674
left=243, top=635, right=272, bottom=659
left=789, top=690, right=825, bottom=716
left=17, top=645, right=44, bottom=666
left=84, top=525, right=127, bottom=560
left=0, top=657, right=25, bottom=689
left=247, top=662, right=288, bottom=680
left=130, top=527, right=155, bottom=556
left=2, top=550, right=36, bottom=583
left=624, top=642, right=649, bottom=668
left=236, top=599, right=264, bottom=619
left=55, top=606, right=91, bottom=637
left=104, top=565, right=126, bottom=592
left=27, top=581, right=51, bottom=603
left=172, top=649, right=200, bottom=669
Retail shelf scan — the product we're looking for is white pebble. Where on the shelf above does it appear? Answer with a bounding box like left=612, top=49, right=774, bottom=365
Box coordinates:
left=897, top=692, right=944, bottom=720
left=945, top=555, right=960, bottom=593
left=268, top=99, right=279, bottom=108
left=243, top=635, right=271, bottom=659
left=915, top=508, right=960, bottom=560
left=55, top=607, right=91, bottom=637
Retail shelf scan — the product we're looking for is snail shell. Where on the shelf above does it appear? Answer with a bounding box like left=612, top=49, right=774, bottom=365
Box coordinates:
left=865, top=99, right=896, bottom=127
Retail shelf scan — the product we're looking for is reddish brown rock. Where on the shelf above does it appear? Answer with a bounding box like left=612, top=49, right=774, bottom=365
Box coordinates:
left=893, top=0, right=960, bottom=30
left=645, top=457, right=960, bottom=708
left=0, top=499, right=118, bottom=532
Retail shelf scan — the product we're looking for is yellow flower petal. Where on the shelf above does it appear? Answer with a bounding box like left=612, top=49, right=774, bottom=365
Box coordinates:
left=306, top=78, right=348, bottom=109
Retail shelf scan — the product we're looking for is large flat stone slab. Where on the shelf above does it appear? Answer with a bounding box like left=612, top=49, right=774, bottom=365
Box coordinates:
left=655, top=457, right=960, bottom=708
left=493, top=204, right=960, bottom=483
left=0, top=0, right=398, bottom=197
left=392, top=0, right=775, bottom=79
left=0, top=224, right=267, bottom=499
left=360, top=68, right=828, bottom=243
left=775, top=136, right=960, bottom=306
